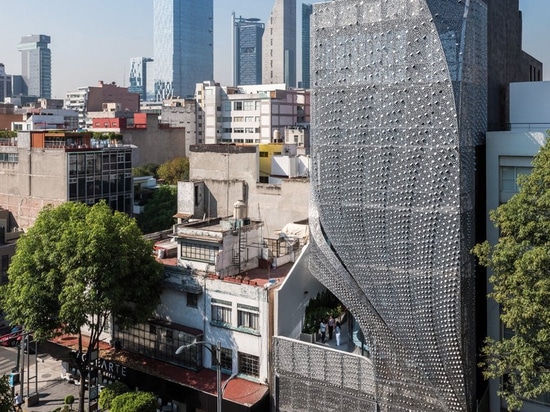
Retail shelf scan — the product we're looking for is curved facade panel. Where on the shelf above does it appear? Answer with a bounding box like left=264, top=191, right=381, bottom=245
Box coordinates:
left=308, top=1, right=487, bottom=411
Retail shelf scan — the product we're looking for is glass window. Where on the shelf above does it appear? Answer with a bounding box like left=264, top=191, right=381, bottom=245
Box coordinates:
left=238, top=352, right=259, bottom=377
left=244, top=101, right=255, bottom=111
left=234, top=101, right=243, bottom=111
left=180, top=242, right=218, bottom=263
left=259, top=152, right=268, bottom=158
left=220, top=347, right=232, bottom=372
left=211, top=299, right=232, bottom=325
left=237, top=308, right=259, bottom=330
left=187, top=293, right=198, bottom=308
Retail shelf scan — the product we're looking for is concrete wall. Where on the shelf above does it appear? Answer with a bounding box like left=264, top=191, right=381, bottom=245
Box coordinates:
left=0, top=146, right=66, bottom=229
left=188, top=145, right=309, bottom=234
left=122, top=114, right=188, bottom=166
left=510, top=81, right=550, bottom=128
left=274, top=244, right=326, bottom=338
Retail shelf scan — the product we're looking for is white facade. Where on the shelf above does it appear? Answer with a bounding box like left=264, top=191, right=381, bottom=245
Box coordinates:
left=153, top=217, right=277, bottom=384
left=195, top=81, right=309, bottom=145
left=64, top=87, right=88, bottom=129
left=486, top=81, right=550, bottom=412
left=12, top=109, right=79, bottom=131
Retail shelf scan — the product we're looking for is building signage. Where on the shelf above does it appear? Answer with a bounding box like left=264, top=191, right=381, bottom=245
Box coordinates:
left=97, top=359, right=128, bottom=379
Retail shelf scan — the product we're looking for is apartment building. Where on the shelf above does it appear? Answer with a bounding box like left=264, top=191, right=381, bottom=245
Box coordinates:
left=195, top=81, right=309, bottom=146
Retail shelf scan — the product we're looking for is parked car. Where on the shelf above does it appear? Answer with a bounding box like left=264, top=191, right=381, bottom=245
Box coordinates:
left=0, top=330, right=23, bottom=347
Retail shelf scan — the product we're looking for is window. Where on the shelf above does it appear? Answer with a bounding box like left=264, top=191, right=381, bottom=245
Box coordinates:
left=0, top=153, right=18, bottom=163
left=259, top=152, right=268, bottom=158
left=224, top=102, right=231, bottom=111
left=211, top=298, right=232, bottom=325
left=499, top=157, right=533, bottom=203
left=244, top=101, right=255, bottom=111
left=233, top=116, right=244, bottom=122
left=234, top=101, right=243, bottom=111
left=220, top=347, right=232, bottom=372
left=180, top=241, right=218, bottom=263
left=187, top=292, right=198, bottom=308
left=500, top=166, right=531, bottom=193
left=238, top=352, right=259, bottom=377
left=237, top=304, right=259, bottom=330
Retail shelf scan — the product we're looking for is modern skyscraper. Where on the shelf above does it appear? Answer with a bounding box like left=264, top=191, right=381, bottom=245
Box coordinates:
left=17, top=34, right=51, bottom=99
left=274, top=1, right=488, bottom=411
left=262, top=0, right=296, bottom=87
left=153, top=0, right=213, bottom=101
left=232, top=14, right=264, bottom=86
left=128, top=57, right=153, bottom=101
left=300, top=4, right=312, bottom=89
left=0, top=64, right=12, bottom=103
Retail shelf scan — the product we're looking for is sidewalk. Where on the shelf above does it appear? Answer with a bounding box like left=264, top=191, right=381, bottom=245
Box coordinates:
left=17, top=342, right=84, bottom=412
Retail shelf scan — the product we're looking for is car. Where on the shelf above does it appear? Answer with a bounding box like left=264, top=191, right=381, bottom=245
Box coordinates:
left=0, top=330, right=23, bottom=347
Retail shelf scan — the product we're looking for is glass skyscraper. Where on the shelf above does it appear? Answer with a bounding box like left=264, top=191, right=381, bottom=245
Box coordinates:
left=17, top=34, right=51, bottom=99
left=129, top=57, right=153, bottom=101
left=300, top=4, right=312, bottom=89
left=153, top=0, right=213, bottom=101
left=232, top=14, right=264, bottom=86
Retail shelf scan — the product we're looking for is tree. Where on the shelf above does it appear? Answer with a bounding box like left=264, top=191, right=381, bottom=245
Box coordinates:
left=472, top=138, right=550, bottom=410
left=99, top=381, right=130, bottom=410
left=132, top=163, right=160, bottom=178
left=110, top=391, right=157, bottom=412
left=0, top=201, right=164, bottom=412
left=0, top=375, right=14, bottom=412
left=157, top=157, right=189, bottom=184
left=136, top=185, right=177, bottom=234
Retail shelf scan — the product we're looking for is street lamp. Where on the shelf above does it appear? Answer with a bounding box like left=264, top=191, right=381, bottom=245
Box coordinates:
left=176, top=340, right=222, bottom=412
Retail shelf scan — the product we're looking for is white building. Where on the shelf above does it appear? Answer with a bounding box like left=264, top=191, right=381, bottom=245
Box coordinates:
left=486, top=81, right=550, bottom=412
left=195, top=81, right=309, bottom=145
left=12, top=108, right=79, bottom=131
left=64, top=87, right=88, bottom=129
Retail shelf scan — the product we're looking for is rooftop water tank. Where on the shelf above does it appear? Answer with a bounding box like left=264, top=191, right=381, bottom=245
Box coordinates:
left=234, top=200, right=247, bottom=220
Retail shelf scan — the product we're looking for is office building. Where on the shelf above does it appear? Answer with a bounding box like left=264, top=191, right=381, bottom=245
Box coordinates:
left=273, top=1, right=488, bottom=411
left=0, top=64, right=12, bottom=103
left=0, top=131, right=133, bottom=229
left=128, top=57, right=153, bottom=102
left=17, top=34, right=51, bottom=99
left=262, top=0, right=296, bottom=87
left=300, top=4, right=312, bottom=89
left=232, top=14, right=264, bottom=86
left=153, top=0, right=213, bottom=100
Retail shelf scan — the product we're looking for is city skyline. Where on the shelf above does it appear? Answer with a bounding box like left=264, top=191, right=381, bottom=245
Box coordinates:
left=0, top=0, right=548, bottom=98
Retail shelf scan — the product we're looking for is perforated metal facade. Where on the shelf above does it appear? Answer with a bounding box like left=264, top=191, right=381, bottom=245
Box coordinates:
left=274, top=1, right=487, bottom=411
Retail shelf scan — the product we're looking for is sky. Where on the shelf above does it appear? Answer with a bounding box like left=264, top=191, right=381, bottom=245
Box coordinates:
left=0, top=0, right=548, bottom=99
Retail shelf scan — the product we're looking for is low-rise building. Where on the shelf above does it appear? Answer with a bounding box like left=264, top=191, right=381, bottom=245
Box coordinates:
left=0, top=130, right=133, bottom=228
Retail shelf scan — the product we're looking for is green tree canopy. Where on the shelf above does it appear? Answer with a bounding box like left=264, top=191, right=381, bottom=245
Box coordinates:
left=157, top=157, right=189, bottom=184
left=132, top=163, right=160, bottom=178
left=136, top=185, right=177, bottom=234
left=0, top=375, right=14, bottom=412
left=110, top=391, right=157, bottom=412
left=99, top=381, right=130, bottom=410
left=472, top=138, right=550, bottom=410
left=0, top=201, right=164, bottom=412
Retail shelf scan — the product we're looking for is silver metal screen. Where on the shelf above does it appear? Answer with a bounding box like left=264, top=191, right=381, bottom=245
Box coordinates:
left=274, top=1, right=487, bottom=411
